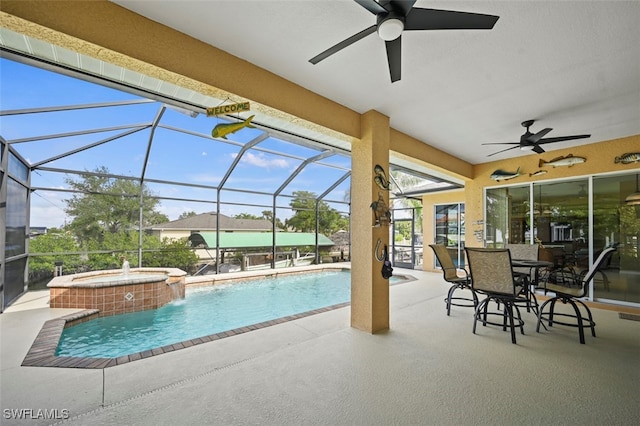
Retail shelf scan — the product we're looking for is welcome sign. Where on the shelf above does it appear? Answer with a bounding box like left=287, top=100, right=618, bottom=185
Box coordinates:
left=206, top=102, right=251, bottom=116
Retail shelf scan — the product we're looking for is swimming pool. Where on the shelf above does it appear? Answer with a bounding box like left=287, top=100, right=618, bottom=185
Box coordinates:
left=56, top=270, right=401, bottom=359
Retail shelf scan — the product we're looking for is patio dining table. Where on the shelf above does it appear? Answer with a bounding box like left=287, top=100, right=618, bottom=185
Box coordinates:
left=511, top=259, right=554, bottom=315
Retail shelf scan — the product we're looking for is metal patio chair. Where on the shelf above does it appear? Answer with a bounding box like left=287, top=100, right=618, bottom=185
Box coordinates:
left=429, top=244, right=477, bottom=316
left=536, top=245, right=618, bottom=344
left=465, top=247, right=529, bottom=344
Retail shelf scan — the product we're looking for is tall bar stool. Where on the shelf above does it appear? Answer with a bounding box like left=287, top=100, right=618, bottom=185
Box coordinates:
left=429, top=244, right=477, bottom=316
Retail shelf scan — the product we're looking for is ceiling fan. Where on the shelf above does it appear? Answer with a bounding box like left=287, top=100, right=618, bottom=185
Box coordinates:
left=309, top=0, right=499, bottom=82
left=483, top=120, right=591, bottom=157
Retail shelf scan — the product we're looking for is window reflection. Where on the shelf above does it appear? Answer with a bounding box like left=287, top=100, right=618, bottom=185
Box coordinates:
left=593, top=174, right=639, bottom=304
left=485, top=173, right=640, bottom=305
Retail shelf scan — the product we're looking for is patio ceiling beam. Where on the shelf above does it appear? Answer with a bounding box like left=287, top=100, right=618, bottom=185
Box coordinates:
left=217, top=132, right=269, bottom=190
left=158, top=123, right=349, bottom=170
left=157, top=124, right=244, bottom=148
left=138, top=104, right=167, bottom=266
left=317, top=171, right=351, bottom=202
left=0, top=99, right=155, bottom=116
left=139, top=105, right=166, bottom=184
left=7, top=123, right=151, bottom=144
left=273, top=150, right=335, bottom=197
left=30, top=126, right=149, bottom=168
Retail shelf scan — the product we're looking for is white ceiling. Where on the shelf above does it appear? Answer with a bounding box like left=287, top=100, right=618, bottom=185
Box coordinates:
left=111, top=0, right=640, bottom=165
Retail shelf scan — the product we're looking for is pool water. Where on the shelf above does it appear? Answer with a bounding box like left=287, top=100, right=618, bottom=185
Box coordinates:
left=57, top=270, right=393, bottom=358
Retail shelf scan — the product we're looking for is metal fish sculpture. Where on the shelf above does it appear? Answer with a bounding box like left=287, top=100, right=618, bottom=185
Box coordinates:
left=539, top=154, right=586, bottom=168
left=490, top=167, right=521, bottom=181
left=529, top=169, right=548, bottom=177
left=614, top=152, right=640, bottom=164
left=212, top=115, right=255, bottom=139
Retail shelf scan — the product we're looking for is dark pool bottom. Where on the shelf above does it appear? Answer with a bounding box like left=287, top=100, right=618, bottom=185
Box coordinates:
left=22, top=275, right=413, bottom=369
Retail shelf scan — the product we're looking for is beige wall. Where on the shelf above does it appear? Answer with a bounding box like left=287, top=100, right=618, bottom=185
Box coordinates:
left=423, top=134, right=640, bottom=272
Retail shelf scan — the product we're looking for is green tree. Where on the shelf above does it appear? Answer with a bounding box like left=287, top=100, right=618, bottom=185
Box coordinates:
left=179, top=211, right=197, bottom=219
left=143, top=238, right=199, bottom=273
left=64, top=166, right=168, bottom=243
left=261, top=210, right=284, bottom=229
left=235, top=212, right=261, bottom=220
left=234, top=211, right=284, bottom=229
left=28, top=229, right=82, bottom=275
left=286, top=190, right=348, bottom=234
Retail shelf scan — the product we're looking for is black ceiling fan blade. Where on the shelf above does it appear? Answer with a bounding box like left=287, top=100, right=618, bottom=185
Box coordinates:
left=354, top=0, right=389, bottom=15
left=309, top=25, right=377, bottom=64
left=405, top=8, right=499, bottom=31
left=385, top=36, right=401, bottom=82
left=532, top=145, right=546, bottom=154
left=527, top=128, right=552, bottom=144
left=487, top=145, right=519, bottom=157
left=537, top=134, right=591, bottom=144
left=387, top=0, right=417, bottom=16
left=481, top=142, right=520, bottom=146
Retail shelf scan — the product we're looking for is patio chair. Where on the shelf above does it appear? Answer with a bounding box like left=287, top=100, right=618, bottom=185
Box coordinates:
left=507, top=243, right=539, bottom=279
left=465, top=248, right=528, bottom=344
left=536, top=245, right=618, bottom=344
left=429, top=244, right=477, bottom=316
left=506, top=243, right=540, bottom=313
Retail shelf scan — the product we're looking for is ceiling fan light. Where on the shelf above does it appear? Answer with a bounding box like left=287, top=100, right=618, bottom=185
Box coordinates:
left=378, top=18, right=404, bottom=41
left=520, top=145, right=534, bottom=151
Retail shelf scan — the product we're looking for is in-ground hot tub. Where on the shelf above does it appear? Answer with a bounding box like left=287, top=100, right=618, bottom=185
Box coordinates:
left=48, top=268, right=186, bottom=317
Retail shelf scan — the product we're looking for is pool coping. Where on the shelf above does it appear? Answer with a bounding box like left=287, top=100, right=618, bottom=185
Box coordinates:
left=22, top=267, right=415, bottom=369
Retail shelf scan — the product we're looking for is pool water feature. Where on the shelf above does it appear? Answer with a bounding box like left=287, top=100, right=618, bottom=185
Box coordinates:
left=47, top=267, right=186, bottom=316
left=57, top=270, right=397, bottom=359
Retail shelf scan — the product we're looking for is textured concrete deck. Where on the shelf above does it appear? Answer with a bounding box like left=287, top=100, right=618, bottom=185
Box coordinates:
left=1, top=268, right=639, bottom=425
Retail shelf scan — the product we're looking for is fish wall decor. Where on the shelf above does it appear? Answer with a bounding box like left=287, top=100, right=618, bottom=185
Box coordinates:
left=529, top=170, right=548, bottom=177
left=490, top=167, right=521, bottom=181
left=212, top=115, right=255, bottom=139
left=539, top=154, right=586, bottom=168
left=614, top=153, right=640, bottom=164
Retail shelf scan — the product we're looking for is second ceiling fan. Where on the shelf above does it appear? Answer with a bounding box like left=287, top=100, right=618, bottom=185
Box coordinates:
left=483, top=120, right=592, bottom=157
left=309, top=0, right=499, bottom=82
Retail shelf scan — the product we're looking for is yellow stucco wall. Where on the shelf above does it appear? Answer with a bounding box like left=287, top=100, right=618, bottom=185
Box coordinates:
left=423, top=134, right=640, bottom=272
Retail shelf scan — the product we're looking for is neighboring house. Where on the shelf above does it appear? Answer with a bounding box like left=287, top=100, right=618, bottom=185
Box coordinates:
left=147, top=212, right=275, bottom=242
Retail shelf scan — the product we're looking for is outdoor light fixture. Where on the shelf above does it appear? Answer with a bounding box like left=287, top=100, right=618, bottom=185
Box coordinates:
left=625, top=174, right=640, bottom=206
left=377, top=14, right=404, bottom=41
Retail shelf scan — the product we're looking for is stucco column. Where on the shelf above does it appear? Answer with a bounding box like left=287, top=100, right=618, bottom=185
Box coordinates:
left=351, top=110, right=390, bottom=333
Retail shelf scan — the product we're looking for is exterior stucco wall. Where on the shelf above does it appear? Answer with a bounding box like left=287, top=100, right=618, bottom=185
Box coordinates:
left=423, top=134, right=640, bottom=272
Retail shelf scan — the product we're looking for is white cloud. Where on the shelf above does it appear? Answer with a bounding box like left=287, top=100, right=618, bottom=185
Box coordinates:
left=30, top=193, right=68, bottom=228
left=232, top=152, right=289, bottom=169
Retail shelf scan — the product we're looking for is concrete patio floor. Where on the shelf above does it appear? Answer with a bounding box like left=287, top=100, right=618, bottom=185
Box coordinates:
left=1, top=268, right=639, bottom=425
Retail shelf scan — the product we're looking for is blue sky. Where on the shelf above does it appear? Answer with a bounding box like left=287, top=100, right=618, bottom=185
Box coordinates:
left=0, top=58, right=352, bottom=228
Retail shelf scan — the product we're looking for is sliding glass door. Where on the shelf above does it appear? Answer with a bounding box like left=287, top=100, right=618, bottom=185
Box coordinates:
left=434, top=203, right=465, bottom=268
left=593, top=174, right=639, bottom=304
left=485, top=186, right=530, bottom=247
left=484, top=172, right=640, bottom=306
